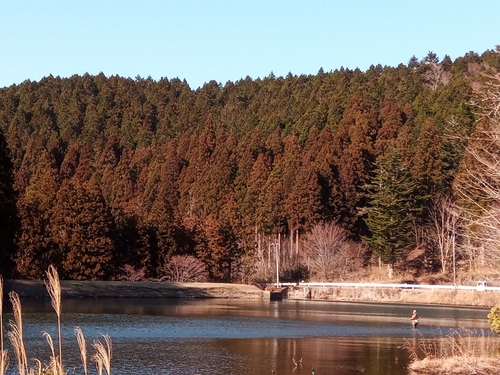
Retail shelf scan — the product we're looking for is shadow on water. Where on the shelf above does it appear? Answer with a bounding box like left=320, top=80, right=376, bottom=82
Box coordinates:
left=2, top=298, right=491, bottom=375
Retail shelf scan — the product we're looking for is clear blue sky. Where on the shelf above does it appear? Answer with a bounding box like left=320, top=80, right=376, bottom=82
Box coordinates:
left=2, top=1, right=499, bottom=89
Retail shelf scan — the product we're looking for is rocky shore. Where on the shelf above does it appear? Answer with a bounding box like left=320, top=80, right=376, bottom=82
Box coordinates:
left=3, top=279, right=269, bottom=299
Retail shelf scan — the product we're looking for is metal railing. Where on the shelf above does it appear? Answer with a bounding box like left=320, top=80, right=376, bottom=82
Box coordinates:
left=271, top=282, right=500, bottom=292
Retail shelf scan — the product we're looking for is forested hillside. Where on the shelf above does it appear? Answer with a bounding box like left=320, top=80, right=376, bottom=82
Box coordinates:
left=1, top=49, right=499, bottom=282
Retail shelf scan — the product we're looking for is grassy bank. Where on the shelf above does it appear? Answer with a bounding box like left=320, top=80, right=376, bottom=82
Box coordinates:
left=3, top=280, right=268, bottom=299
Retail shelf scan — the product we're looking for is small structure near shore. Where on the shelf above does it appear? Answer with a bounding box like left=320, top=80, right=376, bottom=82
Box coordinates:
left=268, top=287, right=286, bottom=300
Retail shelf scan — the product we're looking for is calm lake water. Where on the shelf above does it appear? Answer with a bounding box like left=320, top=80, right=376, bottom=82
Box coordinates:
left=2, top=298, right=491, bottom=375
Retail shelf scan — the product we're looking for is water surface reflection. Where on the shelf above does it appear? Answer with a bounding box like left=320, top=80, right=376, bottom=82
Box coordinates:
left=3, top=298, right=491, bottom=375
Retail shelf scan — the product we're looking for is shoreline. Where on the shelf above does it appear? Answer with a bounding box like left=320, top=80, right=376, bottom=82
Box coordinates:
left=3, top=279, right=269, bottom=299
left=3, top=280, right=499, bottom=307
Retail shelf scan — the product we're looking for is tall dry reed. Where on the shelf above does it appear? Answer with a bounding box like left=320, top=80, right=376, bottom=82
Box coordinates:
left=75, top=327, right=88, bottom=375
left=92, top=334, right=112, bottom=375
left=32, top=358, right=43, bottom=375
left=0, top=344, right=6, bottom=375
left=403, top=328, right=500, bottom=373
left=403, top=328, right=500, bottom=361
left=0, top=275, right=3, bottom=374
left=0, top=275, right=8, bottom=375
left=43, top=331, right=64, bottom=375
left=7, top=291, right=28, bottom=375
left=45, top=265, right=63, bottom=375
left=3, top=266, right=113, bottom=375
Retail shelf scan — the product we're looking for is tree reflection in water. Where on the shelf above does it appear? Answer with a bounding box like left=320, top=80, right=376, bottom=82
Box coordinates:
left=3, top=299, right=489, bottom=375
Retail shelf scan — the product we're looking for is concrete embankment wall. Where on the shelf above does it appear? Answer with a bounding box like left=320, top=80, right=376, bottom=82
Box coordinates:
left=285, top=285, right=500, bottom=307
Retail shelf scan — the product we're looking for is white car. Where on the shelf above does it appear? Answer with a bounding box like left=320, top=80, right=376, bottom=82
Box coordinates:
left=477, top=281, right=488, bottom=292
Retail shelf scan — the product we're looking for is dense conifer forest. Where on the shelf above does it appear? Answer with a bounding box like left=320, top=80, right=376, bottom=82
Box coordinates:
left=1, top=48, right=500, bottom=282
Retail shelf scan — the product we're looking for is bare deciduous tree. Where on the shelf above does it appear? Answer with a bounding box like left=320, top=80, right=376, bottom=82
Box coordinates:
left=428, top=194, right=461, bottom=274
left=421, top=52, right=452, bottom=91
left=424, top=64, right=452, bottom=91
left=119, top=265, right=147, bottom=281
left=454, top=74, right=500, bottom=271
left=161, top=255, right=209, bottom=282
left=473, top=74, right=500, bottom=118
left=303, top=223, right=363, bottom=281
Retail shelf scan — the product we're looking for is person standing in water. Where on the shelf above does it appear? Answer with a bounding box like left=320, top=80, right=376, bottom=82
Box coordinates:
left=410, top=309, right=419, bottom=328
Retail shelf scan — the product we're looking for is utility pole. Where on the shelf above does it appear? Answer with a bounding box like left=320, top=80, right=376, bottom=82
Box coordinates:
left=271, top=242, right=279, bottom=286
left=452, top=233, right=456, bottom=290
left=447, top=231, right=457, bottom=290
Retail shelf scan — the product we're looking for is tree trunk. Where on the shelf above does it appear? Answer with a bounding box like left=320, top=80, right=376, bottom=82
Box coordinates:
left=296, top=229, right=299, bottom=255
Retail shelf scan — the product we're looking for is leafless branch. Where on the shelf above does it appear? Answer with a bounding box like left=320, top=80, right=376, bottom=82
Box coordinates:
left=303, top=223, right=363, bottom=281
left=161, top=255, right=209, bottom=282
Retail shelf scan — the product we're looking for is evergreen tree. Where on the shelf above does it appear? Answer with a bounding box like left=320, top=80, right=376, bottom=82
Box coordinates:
left=410, top=117, right=444, bottom=204
left=243, top=152, right=272, bottom=235
left=258, top=163, right=286, bottom=235
left=362, top=148, right=419, bottom=275
left=14, top=149, right=59, bottom=278
left=196, top=214, right=240, bottom=281
left=52, top=179, right=116, bottom=280
left=333, top=92, right=377, bottom=232
left=0, top=129, right=19, bottom=276
left=284, top=156, right=322, bottom=234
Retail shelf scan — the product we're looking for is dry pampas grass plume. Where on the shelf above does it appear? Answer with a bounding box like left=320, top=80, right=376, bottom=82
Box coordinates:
left=75, top=327, right=89, bottom=375
left=43, top=331, right=64, bottom=375
left=45, top=265, right=63, bottom=374
left=92, top=334, right=112, bottom=375
left=0, top=275, right=9, bottom=375
left=7, top=291, right=28, bottom=375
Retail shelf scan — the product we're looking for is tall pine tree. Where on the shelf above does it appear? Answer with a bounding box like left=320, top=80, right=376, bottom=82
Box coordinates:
left=362, top=148, right=419, bottom=277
